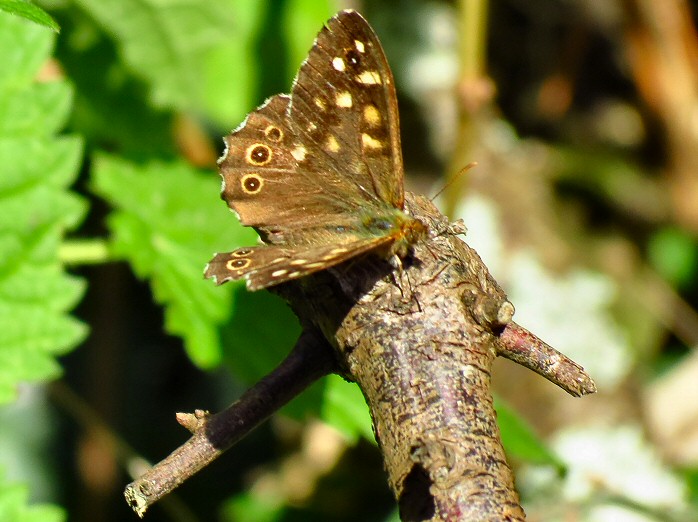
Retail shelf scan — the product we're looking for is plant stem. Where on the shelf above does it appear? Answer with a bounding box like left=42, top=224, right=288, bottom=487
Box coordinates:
left=59, top=238, right=111, bottom=265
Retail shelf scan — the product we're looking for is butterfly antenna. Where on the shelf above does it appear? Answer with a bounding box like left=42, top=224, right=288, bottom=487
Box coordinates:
left=430, top=162, right=478, bottom=201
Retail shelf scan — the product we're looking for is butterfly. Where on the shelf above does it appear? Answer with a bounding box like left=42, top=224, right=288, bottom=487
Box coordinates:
left=205, top=10, right=427, bottom=291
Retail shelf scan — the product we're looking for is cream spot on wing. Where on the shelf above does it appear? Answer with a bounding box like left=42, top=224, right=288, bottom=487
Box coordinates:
left=271, top=257, right=287, bottom=264
left=288, top=271, right=301, bottom=278
left=335, top=91, right=353, bottom=108
left=307, top=122, right=317, bottom=132
left=363, top=105, right=381, bottom=126
left=330, top=247, right=348, bottom=254
left=304, top=262, right=325, bottom=268
left=290, top=259, right=308, bottom=265
left=361, top=133, right=383, bottom=150
left=272, top=269, right=288, bottom=277
left=332, top=57, right=345, bottom=71
left=354, top=40, right=365, bottom=53
left=314, top=97, right=326, bottom=110
left=325, top=135, right=340, bottom=153
left=356, top=70, right=382, bottom=85
left=291, top=146, right=307, bottom=162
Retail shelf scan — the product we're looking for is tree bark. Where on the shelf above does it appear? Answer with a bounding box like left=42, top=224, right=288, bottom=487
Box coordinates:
left=274, top=193, right=529, bottom=521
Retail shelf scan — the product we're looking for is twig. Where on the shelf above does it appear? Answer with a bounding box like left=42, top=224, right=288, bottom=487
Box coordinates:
left=124, top=329, right=337, bottom=517
left=497, top=322, right=597, bottom=397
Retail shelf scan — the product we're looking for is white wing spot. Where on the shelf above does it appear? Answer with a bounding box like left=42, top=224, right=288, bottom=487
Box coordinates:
left=305, top=262, right=325, bottom=268
left=330, top=247, right=348, bottom=254
left=355, top=40, right=365, bottom=53
left=291, top=146, right=307, bottom=162
left=363, top=105, right=381, bottom=126
left=362, top=133, right=383, bottom=150
left=290, top=259, right=308, bottom=266
left=325, top=135, right=340, bottom=153
left=332, top=57, right=345, bottom=71
left=272, top=269, right=288, bottom=277
left=314, top=97, right=326, bottom=110
left=336, top=91, right=353, bottom=108
left=357, top=71, right=382, bottom=85
left=288, top=271, right=302, bottom=278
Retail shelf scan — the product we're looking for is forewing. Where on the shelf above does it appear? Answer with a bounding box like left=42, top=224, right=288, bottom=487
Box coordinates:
left=290, top=10, right=404, bottom=208
left=216, top=10, right=405, bottom=245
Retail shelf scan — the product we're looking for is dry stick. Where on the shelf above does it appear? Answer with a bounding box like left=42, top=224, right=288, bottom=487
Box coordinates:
left=124, top=329, right=337, bottom=518
left=497, top=322, right=597, bottom=397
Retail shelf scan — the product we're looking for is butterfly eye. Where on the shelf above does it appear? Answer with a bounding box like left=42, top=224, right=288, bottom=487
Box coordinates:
left=264, top=126, right=283, bottom=142
left=241, top=174, right=264, bottom=194
left=246, top=144, right=272, bottom=165
left=226, top=258, right=251, bottom=270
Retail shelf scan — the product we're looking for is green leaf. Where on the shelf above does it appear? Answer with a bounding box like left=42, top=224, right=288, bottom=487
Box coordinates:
left=686, top=467, right=698, bottom=506
left=647, top=226, right=698, bottom=289
left=221, top=491, right=283, bottom=522
left=494, top=396, right=563, bottom=469
left=202, top=0, right=265, bottom=127
left=282, top=0, right=334, bottom=83
left=0, top=1, right=59, bottom=32
left=73, top=0, right=238, bottom=111
left=0, top=472, right=65, bottom=522
left=221, top=285, right=301, bottom=381
left=91, top=155, right=253, bottom=367
left=219, top=287, right=372, bottom=441
left=0, top=10, right=87, bottom=404
left=320, top=375, right=374, bottom=443
left=55, top=14, right=176, bottom=157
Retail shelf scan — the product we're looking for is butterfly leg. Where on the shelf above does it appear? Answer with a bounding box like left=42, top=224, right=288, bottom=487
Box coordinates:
left=389, top=255, right=422, bottom=310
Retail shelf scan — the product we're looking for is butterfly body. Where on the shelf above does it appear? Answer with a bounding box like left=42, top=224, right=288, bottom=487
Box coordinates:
left=206, top=10, right=427, bottom=291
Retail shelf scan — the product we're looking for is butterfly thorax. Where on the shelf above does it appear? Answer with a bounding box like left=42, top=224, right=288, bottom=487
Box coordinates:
left=257, top=205, right=426, bottom=246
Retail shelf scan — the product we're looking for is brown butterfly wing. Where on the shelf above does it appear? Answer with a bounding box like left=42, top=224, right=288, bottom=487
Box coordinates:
left=206, top=236, right=393, bottom=291
left=217, top=10, right=405, bottom=246
left=290, top=10, right=404, bottom=209
left=218, top=94, right=356, bottom=232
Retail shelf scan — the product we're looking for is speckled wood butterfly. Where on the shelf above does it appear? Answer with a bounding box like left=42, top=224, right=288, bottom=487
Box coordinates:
left=205, top=10, right=427, bottom=291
